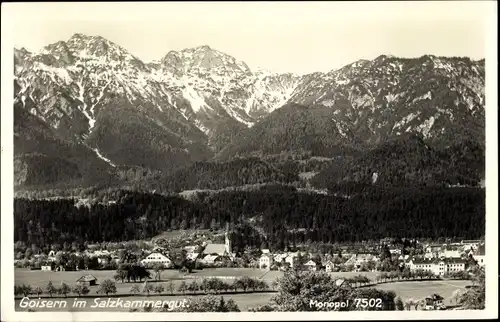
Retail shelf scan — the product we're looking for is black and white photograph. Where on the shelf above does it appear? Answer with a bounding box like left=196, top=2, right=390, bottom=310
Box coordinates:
left=1, top=1, right=497, bottom=320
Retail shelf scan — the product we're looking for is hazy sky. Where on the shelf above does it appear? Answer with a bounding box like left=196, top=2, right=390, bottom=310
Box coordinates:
left=6, top=1, right=492, bottom=74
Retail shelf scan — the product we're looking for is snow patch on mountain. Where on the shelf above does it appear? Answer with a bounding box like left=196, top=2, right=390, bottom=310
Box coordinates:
left=416, top=115, right=436, bottom=138
left=181, top=85, right=211, bottom=113
left=392, top=112, right=420, bottom=131
left=92, top=148, right=116, bottom=167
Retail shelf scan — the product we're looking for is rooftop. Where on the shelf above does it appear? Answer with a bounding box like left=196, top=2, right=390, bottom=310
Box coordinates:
left=77, top=274, right=97, bottom=282
left=204, top=243, right=226, bottom=256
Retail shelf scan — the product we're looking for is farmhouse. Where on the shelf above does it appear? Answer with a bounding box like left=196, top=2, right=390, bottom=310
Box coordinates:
left=389, top=248, right=402, bottom=256
left=202, top=254, right=222, bottom=265
left=285, top=253, right=299, bottom=269
left=345, top=253, right=379, bottom=271
left=397, top=254, right=410, bottom=262
left=304, top=260, right=317, bottom=271
left=140, top=252, right=172, bottom=268
left=324, top=260, right=336, bottom=272
left=424, top=294, right=445, bottom=310
left=425, top=244, right=443, bottom=253
left=273, top=253, right=288, bottom=263
left=186, top=252, right=200, bottom=261
left=77, top=274, right=97, bottom=286
left=259, top=254, right=274, bottom=270
left=41, top=263, right=54, bottom=271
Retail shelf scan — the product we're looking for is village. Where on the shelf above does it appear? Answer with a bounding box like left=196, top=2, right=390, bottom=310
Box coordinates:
left=14, top=226, right=485, bottom=278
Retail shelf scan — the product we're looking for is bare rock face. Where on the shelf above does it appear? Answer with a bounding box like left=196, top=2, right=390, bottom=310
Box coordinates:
left=13, top=33, right=484, bottom=187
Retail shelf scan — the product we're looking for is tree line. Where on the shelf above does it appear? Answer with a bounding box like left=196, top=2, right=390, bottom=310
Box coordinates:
left=14, top=186, right=484, bottom=250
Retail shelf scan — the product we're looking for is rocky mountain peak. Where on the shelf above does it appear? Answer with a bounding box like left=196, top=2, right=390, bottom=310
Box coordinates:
left=13, top=33, right=485, bottom=180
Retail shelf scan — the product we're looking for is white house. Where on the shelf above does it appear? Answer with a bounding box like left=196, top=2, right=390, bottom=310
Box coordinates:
left=140, top=252, right=172, bottom=268
left=408, top=258, right=439, bottom=275
left=325, top=261, right=336, bottom=272
left=47, top=250, right=57, bottom=261
left=304, top=260, right=317, bottom=271
left=398, top=254, right=410, bottom=262
left=445, top=258, right=466, bottom=274
left=460, top=240, right=482, bottom=251
left=425, top=244, right=443, bottom=254
left=202, top=254, right=221, bottom=265
left=186, top=252, right=200, bottom=261
left=443, top=247, right=462, bottom=259
left=273, top=253, right=288, bottom=263
left=345, top=253, right=379, bottom=271
left=408, top=258, right=466, bottom=276
left=41, top=264, right=53, bottom=271
left=390, top=249, right=402, bottom=256
left=285, top=253, right=299, bottom=269
left=259, top=254, right=274, bottom=270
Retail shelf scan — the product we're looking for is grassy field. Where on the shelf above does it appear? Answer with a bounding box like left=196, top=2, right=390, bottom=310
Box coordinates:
left=15, top=268, right=283, bottom=295
left=152, top=229, right=212, bottom=240
left=375, top=280, right=472, bottom=307
left=15, top=268, right=377, bottom=291
left=15, top=268, right=471, bottom=311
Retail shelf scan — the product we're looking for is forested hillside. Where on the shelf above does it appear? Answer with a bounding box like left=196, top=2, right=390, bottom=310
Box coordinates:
left=310, top=134, right=485, bottom=191
left=153, top=158, right=299, bottom=192
left=14, top=187, right=485, bottom=251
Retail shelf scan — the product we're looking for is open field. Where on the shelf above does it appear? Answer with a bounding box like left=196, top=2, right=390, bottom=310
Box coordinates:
left=14, top=268, right=379, bottom=291
left=375, top=280, right=472, bottom=307
left=152, top=229, right=212, bottom=240
left=15, top=268, right=471, bottom=311
left=328, top=271, right=380, bottom=280
left=15, top=268, right=276, bottom=295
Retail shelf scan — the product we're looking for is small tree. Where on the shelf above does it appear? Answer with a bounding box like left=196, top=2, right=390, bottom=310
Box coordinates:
left=154, top=284, right=165, bottom=295
left=144, top=283, right=154, bottom=296
left=59, top=282, right=71, bottom=298
left=14, top=285, right=23, bottom=297
left=167, top=281, right=175, bottom=295
left=21, top=284, right=33, bottom=297
left=114, top=269, right=127, bottom=283
left=72, top=284, right=90, bottom=297
left=153, top=263, right=164, bottom=281
left=98, top=279, right=117, bottom=296
left=33, top=286, right=44, bottom=297
left=178, top=281, right=188, bottom=295
left=271, top=279, right=279, bottom=291
left=46, top=281, right=57, bottom=298
left=188, top=280, right=199, bottom=294
left=130, top=285, right=141, bottom=295
left=395, top=297, right=404, bottom=311
left=404, top=299, right=412, bottom=311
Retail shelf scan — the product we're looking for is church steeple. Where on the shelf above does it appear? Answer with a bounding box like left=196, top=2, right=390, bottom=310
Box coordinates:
left=224, top=222, right=232, bottom=254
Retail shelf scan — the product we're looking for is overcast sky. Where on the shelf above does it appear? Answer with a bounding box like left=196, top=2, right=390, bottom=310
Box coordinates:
left=6, top=1, right=492, bottom=74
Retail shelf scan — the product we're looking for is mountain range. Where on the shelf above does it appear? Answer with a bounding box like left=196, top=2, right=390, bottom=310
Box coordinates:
left=13, top=33, right=485, bottom=190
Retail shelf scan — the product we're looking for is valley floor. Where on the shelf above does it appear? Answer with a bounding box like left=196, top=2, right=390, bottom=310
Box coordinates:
left=14, top=268, right=470, bottom=311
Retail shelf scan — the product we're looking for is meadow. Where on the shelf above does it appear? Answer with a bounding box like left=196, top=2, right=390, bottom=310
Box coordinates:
left=14, top=268, right=471, bottom=311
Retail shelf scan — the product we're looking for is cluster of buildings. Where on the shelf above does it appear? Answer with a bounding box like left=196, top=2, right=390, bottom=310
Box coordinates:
left=140, top=231, right=234, bottom=268
left=407, top=240, right=485, bottom=276
left=257, top=240, right=486, bottom=276
left=258, top=250, right=381, bottom=272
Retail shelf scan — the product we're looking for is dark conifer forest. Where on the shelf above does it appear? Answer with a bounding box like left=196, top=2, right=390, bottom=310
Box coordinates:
left=14, top=186, right=485, bottom=251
